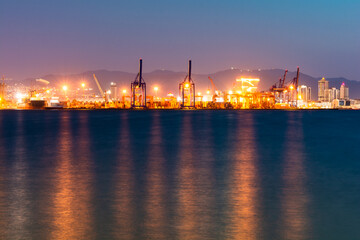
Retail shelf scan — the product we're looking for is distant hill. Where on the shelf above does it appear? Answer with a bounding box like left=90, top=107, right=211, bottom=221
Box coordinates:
left=22, top=69, right=360, bottom=100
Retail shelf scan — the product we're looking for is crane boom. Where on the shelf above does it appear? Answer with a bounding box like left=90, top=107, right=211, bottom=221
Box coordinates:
left=208, top=76, right=217, bottom=93
left=281, top=70, right=288, bottom=88
left=93, top=74, right=104, bottom=97
left=294, top=67, right=300, bottom=89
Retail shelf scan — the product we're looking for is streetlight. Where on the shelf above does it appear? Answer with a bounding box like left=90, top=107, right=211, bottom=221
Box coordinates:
left=62, top=85, right=68, bottom=101
left=154, top=86, right=159, bottom=98
left=121, top=89, right=127, bottom=107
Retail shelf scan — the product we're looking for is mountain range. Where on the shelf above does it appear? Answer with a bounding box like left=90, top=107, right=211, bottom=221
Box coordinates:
left=23, top=69, right=360, bottom=100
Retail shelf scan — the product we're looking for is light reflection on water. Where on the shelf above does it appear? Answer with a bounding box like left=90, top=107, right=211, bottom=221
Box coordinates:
left=175, top=113, right=201, bottom=239
left=281, top=113, right=309, bottom=240
left=50, top=112, right=94, bottom=239
left=0, top=110, right=359, bottom=239
left=113, top=112, right=136, bottom=239
left=8, top=111, right=30, bottom=239
left=227, top=114, right=259, bottom=239
left=144, top=112, right=167, bottom=239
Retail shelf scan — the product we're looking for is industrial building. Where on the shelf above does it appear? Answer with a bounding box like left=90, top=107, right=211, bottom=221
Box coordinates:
left=3, top=61, right=360, bottom=110
left=110, top=82, right=118, bottom=101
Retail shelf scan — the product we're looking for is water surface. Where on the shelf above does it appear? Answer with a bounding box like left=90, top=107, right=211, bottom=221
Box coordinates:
left=0, top=110, right=359, bottom=240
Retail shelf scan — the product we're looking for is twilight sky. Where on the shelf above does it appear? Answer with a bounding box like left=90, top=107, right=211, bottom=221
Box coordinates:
left=1, top=0, right=360, bottom=80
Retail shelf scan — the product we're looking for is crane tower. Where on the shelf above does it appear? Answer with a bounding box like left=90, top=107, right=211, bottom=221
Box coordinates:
left=131, top=59, right=147, bottom=108
left=179, top=60, right=195, bottom=108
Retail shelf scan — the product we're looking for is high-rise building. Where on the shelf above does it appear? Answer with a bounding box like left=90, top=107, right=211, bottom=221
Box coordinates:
left=110, top=82, right=118, bottom=100
left=340, top=82, right=349, bottom=100
left=318, top=77, right=329, bottom=102
left=300, top=85, right=311, bottom=102
left=324, top=87, right=340, bottom=102
left=324, top=89, right=332, bottom=102
left=307, top=87, right=312, bottom=102
left=331, top=87, right=340, bottom=100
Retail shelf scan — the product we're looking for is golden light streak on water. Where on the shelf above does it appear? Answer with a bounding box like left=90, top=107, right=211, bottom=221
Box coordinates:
left=145, top=113, right=167, bottom=239
left=227, top=115, right=259, bottom=239
left=113, top=112, right=136, bottom=239
left=281, top=114, right=309, bottom=240
left=144, top=112, right=167, bottom=239
left=174, top=113, right=200, bottom=240
left=192, top=113, right=216, bottom=238
left=50, top=112, right=94, bottom=239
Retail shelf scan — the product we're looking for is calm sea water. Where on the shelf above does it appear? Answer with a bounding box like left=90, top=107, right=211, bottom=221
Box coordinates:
left=0, top=110, right=359, bottom=240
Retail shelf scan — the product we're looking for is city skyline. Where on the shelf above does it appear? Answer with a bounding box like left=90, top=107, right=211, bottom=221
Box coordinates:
left=1, top=0, right=360, bottom=80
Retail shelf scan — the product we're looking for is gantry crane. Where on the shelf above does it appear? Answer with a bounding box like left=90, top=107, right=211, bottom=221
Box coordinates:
left=270, top=67, right=300, bottom=106
left=289, top=67, right=300, bottom=107
left=290, top=67, right=300, bottom=90
left=271, top=69, right=288, bottom=92
left=93, top=73, right=105, bottom=98
left=179, top=60, right=195, bottom=108
left=131, top=59, right=147, bottom=108
left=208, top=76, right=218, bottom=95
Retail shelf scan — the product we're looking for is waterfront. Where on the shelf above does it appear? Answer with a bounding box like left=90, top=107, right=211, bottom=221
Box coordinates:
left=0, top=110, right=359, bottom=239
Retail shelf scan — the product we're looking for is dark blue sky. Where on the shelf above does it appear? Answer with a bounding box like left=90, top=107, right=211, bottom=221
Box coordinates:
left=1, top=0, right=359, bottom=80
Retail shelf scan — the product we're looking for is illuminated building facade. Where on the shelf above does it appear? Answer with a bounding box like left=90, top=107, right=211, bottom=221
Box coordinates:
left=110, top=82, right=118, bottom=101
left=340, top=82, right=349, bottom=100
left=300, top=85, right=311, bottom=102
left=318, top=77, right=329, bottom=102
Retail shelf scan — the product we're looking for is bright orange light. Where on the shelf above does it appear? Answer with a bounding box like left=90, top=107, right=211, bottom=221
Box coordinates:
left=185, top=83, right=189, bottom=88
left=206, top=90, right=210, bottom=95
left=62, top=86, right=68, bottom=91
left=16, top=93, right=24, bottom=99
left=236, top=91, right=242, bottom=94
left=298, top=94, right=302, bottom=100
left=46, top=90, right=50, bottom=94
left=228, top=90, right=233, bottom=94
left=197, top=92, right=202, bottom=96
left=81, top=83, right=85, bottom=88
left=122, top=89, right=127, bottom=94
left=236, top=78, right=260, bottom=85
left=289, top=85, right=294, bottom=90
left=154, top=86, right=159, bottom=91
